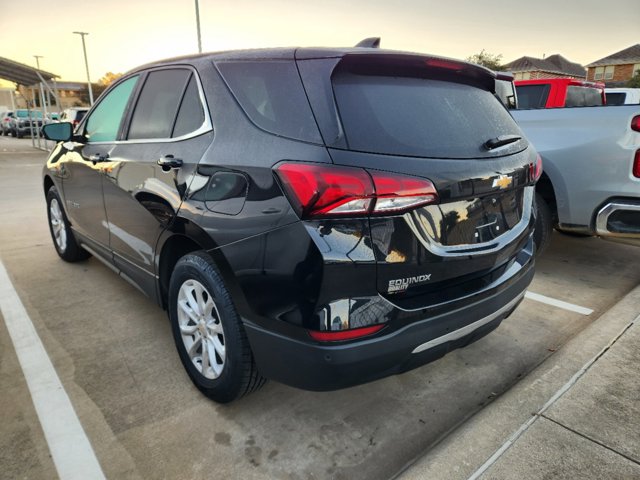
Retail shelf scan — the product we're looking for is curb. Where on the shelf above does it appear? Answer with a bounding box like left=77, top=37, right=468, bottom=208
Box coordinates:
left=395, top=284, right=640, bottom=480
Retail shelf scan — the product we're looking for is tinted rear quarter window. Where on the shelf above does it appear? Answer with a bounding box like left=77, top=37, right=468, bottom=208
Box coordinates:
left=172, top=74, right=205, bottom=137
left=128, top=69, right=191, bottom=139
left=333, top=74, right=524, bottom=158
left=565, top=86, right=603, bottom=107
left=515, top=84, right=550, bottom=109
left=217, top=61, right=322, bottom=143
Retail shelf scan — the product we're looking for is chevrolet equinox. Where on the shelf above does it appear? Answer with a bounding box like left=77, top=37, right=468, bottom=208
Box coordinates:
left=42, top=44, right=540, bottom=403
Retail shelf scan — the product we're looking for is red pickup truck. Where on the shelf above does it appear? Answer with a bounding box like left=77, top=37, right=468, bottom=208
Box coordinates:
left=515, top=79, right=605, bottom=109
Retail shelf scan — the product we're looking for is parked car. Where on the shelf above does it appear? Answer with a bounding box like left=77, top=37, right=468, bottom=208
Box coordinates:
left=1, top=110, right=14, bottom=135
left=605, top=88, right=640, bottom=105
left=514, top=106, right=640, bottom=248
left=515, top=79, right=605, bottom=109
left=10, top=109, right=44, bottom=138
left=58, top=107, right=88, bottom=130
left=42, top=45, right=540, bottom=403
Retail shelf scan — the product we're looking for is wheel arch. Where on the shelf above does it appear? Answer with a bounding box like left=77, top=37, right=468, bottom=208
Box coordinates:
left=155, top=217, right=243, bottom=311
left=535, top=171, right=558, bottom=224
left=43, top=175, right=55, bottom=196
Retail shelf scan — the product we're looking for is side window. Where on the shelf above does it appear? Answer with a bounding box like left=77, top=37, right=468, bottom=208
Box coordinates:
left=85, top=76, right=138, bottom=142
left=172, top=74, right=205, bottom=137
left=128, top=69, right=191, bottom=140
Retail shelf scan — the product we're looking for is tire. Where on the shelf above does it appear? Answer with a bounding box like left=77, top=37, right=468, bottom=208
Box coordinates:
left=168, top=252, right=266, bottom=403
left=46, top=186, right=90, bottom=262
left=533, top=193, right=553, bottom=256
left=11, top=129, right=16, bottom=137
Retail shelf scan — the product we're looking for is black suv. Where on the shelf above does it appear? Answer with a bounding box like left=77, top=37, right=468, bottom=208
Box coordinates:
left=42, top=46, right=540, bottom=403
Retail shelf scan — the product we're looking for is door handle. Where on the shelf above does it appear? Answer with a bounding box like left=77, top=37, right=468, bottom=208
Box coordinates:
left=89, top=153, right=109, bottom=162
left=158, top=155, right=183, bottom=170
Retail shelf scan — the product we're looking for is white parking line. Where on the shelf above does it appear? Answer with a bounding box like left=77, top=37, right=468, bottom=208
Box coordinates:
left=525, top=291, right=593, bottom=316
left=0, top=259, right=106, bottom=480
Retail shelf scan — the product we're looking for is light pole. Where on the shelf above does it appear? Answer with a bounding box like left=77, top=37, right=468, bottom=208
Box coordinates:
left=33, top=55, right=43, bottom=70
left=73, top=31, right=94, bottom=105
left=194, top=0, right=202, bottom=53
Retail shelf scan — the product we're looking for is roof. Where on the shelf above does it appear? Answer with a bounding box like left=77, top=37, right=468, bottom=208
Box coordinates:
left=0, top=56, right=58, bottom=86
left=586, top=44, right=640, bottom=67
left=132, top=46, right=495, bottom=76
left=503, top=54, right=586, bottom=78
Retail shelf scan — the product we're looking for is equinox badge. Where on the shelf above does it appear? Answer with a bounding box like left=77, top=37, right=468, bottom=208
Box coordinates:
left=388, top=274, right=432, bottom=293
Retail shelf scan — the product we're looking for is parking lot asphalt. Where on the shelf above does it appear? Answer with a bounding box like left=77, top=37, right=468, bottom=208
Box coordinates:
left=1, top=135, right=640, bottom=480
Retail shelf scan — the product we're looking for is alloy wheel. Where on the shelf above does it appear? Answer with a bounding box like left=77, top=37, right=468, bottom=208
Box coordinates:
left=49, top=198, right=67, bottom=253
left=177, top=279, right=226, bottom=379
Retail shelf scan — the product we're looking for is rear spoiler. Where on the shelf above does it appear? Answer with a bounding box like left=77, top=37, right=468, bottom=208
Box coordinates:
left=333, top=52, right=498, bottom=91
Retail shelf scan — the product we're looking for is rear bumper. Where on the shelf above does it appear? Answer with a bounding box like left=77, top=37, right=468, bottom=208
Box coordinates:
left=595, top=199, right=640, bottom=246
left=244, top=251, right=534, bottom=391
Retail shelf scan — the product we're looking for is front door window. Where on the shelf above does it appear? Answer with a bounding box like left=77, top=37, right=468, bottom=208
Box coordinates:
left=85, top=76, right=139, bottom=142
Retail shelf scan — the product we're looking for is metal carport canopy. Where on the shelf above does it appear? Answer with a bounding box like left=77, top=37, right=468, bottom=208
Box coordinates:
left=0, top=56, right=57, bottom=86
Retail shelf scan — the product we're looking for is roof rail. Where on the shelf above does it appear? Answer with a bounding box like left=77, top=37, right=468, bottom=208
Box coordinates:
left=355, top=37, right=381, bottom=48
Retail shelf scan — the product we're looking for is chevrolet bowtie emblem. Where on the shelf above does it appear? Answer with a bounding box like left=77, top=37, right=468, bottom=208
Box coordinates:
left=492, top=175, right=513, bottom=190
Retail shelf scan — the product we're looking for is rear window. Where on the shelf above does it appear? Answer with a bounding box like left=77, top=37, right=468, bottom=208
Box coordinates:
left=16, top=110, right=43, bottom=118
left=217, top=61, right=322, bottom=144
left=333, top=74, right=525, bottom=159
left=605, top=93, right=626, bottom=105
left=515, top=84, right=550, bottom=109
left=565, top=86, right=603, bottom=107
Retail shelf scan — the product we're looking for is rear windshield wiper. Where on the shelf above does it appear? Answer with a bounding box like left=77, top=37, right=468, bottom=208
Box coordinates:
left=484, top=135, right=522, bottom=150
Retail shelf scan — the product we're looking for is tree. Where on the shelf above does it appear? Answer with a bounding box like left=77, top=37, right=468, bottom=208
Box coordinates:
left=77, top=72, right=123, bottom=105
left=78, top=83, right=107, bottom=105
left=627, top=71, right=640, bottom=88
left=466, top=50, right=504, bottom=71
left=98, top=72, right=123, bottom=86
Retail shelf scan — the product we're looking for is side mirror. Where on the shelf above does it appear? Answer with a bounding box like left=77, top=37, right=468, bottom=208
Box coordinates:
left=42, top=122, right=73, bottom=142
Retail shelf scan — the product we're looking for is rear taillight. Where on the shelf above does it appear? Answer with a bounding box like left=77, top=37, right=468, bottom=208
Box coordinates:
left=633, top=150, right=640, bottom=178
left=529, top=154, right=543, bottom=182
left=631, top=115, right=640, bottom=133
left=308, top=324, right=385, bottom=342
left=275, top=163, right=438, bottom=218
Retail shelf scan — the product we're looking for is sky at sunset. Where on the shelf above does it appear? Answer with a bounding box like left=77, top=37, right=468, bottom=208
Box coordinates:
left=1, top=0, right=638, bottom=84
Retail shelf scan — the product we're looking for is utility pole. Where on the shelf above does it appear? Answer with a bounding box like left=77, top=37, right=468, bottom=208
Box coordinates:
left=73, top=31, right=94, bottom=105
left=195, top=0, right=202, bottom=53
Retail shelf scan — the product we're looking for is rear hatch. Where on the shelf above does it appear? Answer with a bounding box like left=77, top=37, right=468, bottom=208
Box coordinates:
left=297, top=51, right=538, bottom=307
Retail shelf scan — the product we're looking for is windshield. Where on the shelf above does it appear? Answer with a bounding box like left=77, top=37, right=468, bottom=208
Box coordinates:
left=333, top=74, right=525, bottom=159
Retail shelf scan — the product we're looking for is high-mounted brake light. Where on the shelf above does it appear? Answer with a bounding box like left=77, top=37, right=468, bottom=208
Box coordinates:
left=631, top=115, right=640, bottom=133
left=529, top=154, right=543, bottom=182
left=633, top=150, right=640, bottom=178
left=308, top=324, right=385, bottom=342
left=424, top=58, right=465, bottom=71
left=275, top=163, right=438, bottom=219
